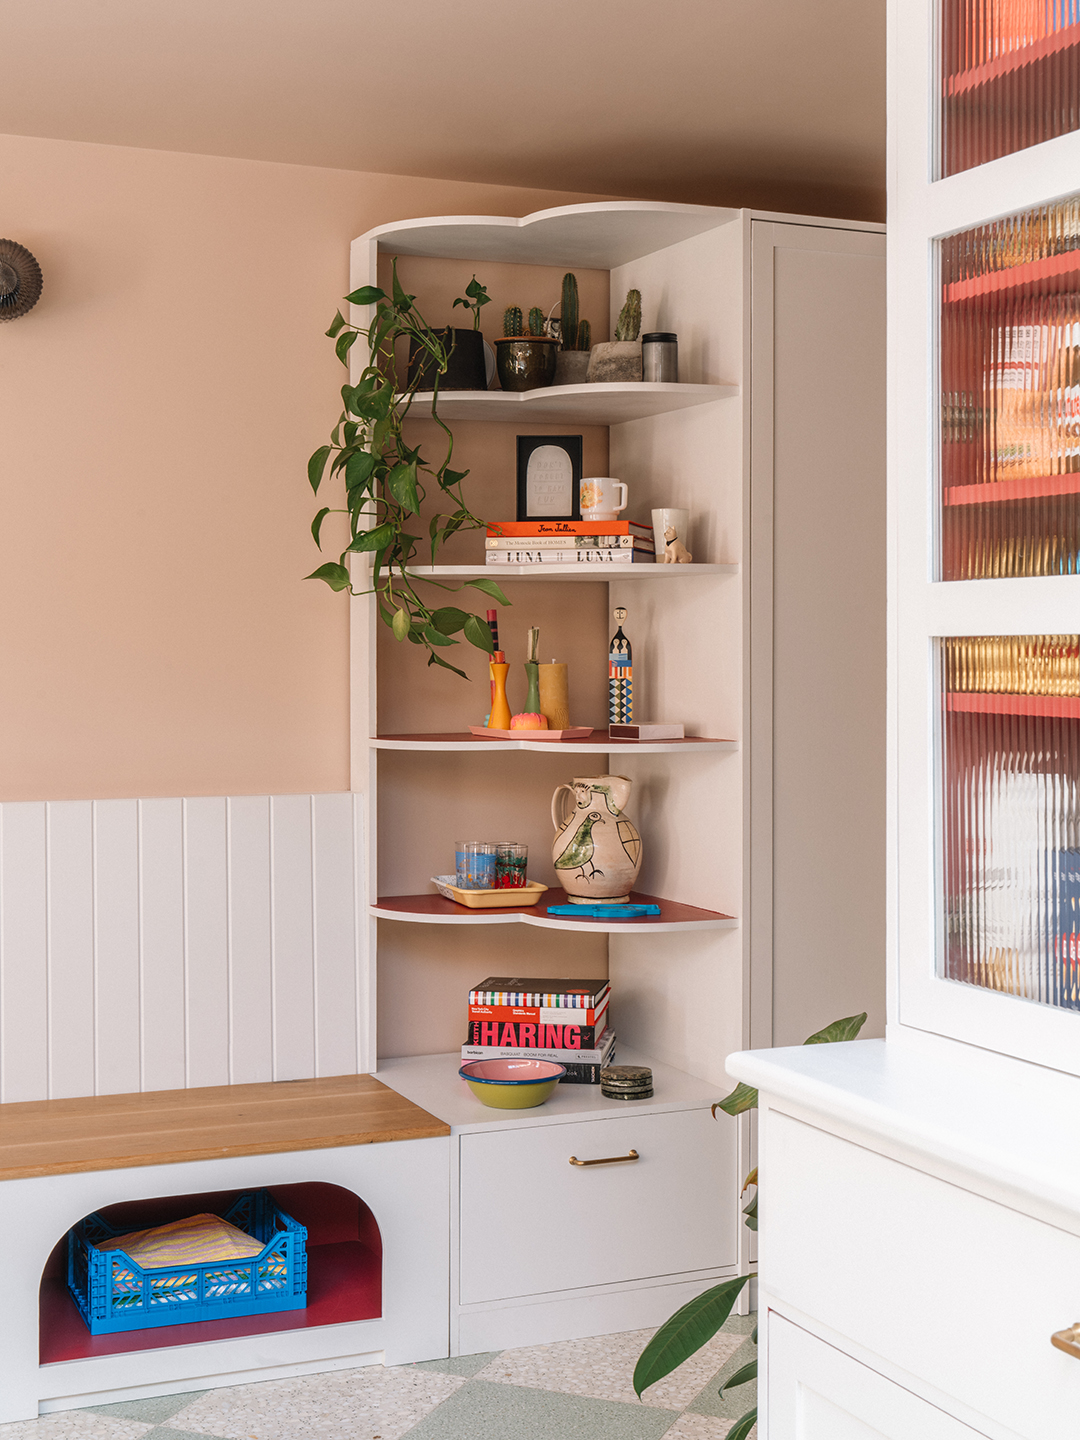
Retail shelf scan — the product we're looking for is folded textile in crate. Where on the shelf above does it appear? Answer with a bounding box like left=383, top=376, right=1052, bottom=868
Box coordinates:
left=95, top=1213, right=265, bottom=1269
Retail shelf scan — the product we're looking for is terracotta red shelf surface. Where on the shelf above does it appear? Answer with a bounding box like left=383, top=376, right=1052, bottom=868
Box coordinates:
left=944, top=250, right=1080, bottom=303
left=946, top=22, right=1080, bottom=95
left=947, top=692, right=1080, bottom=719
left=373, top=732, right=733, bottom=747
left=40, top=1239, right=380, bottom=1365
left=373, top=888, right=735, bottom=928
left=943, top=473, right=1080, bottom=506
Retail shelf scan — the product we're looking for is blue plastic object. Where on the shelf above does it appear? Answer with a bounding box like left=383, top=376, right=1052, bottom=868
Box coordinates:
left=546, top=903, right=661, bottom=919
left=67, top=1189, right=307, bottom=1335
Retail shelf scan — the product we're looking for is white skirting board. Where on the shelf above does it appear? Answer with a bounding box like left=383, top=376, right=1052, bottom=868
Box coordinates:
left=0, top=792, right=370, bottom=1100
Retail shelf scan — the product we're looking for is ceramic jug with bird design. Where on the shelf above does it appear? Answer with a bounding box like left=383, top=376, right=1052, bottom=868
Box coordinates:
left=551, top=774, right=643, bottom=903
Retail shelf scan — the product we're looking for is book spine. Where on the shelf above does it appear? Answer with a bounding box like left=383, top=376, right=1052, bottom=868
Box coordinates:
left=468, top=1001, right=608, bottom=1026
left=461, top=1038, right=615, bottom=1065
left=485, top=535, right=651, bottom=550
left=485, top=521, right=651, bottom=538
left=486, top=549, right=655, bottom=564
left=554, top=1061, right=610, bottom=1084
left=467, top=1019, right=608, bottom=1048
left=468, top=988, right=608, bottom=1007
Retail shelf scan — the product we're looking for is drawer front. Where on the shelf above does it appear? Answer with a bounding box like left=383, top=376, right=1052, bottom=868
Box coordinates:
left=765, top=1110, right=1080, bottom=1440
left=459, top=1108, right=732, bottom=1303
left=768, top=1313, right=987, bottom=1439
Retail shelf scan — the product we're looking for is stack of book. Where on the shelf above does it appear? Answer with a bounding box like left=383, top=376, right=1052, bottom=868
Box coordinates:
left=485, top=520, right=655, bottom=566
left=461, top=976, right=615, bottom=1083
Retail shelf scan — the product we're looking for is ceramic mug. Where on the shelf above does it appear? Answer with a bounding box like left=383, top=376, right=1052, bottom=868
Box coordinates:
left=580, top=477, right=628, bottom=522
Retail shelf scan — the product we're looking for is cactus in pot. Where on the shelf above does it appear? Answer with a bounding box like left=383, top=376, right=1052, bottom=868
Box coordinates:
left=495, top=302, right=558, bottom=392
left=553, top=272, right=594, bottom=385
left=503, top=305, right=523, bottom=337
left=587, top=286, right=644, bottom=384
left=528, top=306, right=546, bottom=337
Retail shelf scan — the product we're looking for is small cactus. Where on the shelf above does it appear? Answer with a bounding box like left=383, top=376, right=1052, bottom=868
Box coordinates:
left=503, top=305, right=523, bottom=337
left=528, top=306, right=545, bottom=337
left=578, top=318, right=591, bottom=351
left=560, top=273, right=580, bottom=350
left=614, top=288, right=642, bottom=342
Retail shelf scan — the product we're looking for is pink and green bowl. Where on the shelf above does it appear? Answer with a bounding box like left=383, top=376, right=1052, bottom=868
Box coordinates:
left=458, top=1057, right=566, bottom=1109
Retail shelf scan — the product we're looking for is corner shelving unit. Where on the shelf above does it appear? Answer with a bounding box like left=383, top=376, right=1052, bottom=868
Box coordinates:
left=348, top=199, right=884, bottom=1353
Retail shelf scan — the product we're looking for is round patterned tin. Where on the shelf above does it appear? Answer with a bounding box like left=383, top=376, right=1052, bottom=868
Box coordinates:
left=601, top=1065, right=653, bottom=1100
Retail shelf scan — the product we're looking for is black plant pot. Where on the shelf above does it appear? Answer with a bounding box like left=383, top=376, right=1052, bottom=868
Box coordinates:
left=407, top=327, right=487, bottom=391
left=494, top=337, right=559, bottom=392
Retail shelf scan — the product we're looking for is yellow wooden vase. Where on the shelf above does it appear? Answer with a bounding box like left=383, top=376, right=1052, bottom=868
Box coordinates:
left=488, top=662, right=512, bottom=729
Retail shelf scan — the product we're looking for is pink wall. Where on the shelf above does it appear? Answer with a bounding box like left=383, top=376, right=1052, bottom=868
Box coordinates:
left=0, top=132, right=611, bottom=800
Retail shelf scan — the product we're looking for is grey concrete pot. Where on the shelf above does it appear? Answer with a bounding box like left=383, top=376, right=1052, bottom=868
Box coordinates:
left=553, top=351, right=592, bottom=386
left=587, top=340, right=643, bottom=383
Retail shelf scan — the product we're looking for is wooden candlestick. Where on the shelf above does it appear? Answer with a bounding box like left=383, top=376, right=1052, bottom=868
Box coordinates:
left=538, top=662, right=570, bottom=729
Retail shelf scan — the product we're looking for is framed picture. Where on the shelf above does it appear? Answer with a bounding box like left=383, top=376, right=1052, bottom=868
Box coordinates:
left=515, top=435, right=583, bottom=521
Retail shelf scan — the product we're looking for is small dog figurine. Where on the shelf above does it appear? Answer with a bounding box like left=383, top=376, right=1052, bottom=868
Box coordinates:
left=662, top=525, right=693, bottom=564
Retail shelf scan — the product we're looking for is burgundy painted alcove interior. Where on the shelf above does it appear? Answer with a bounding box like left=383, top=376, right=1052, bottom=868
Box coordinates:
left=39, top=1182, right=382, bottom=1364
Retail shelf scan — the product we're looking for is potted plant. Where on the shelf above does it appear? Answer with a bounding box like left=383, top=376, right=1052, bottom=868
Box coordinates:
left=495, top=305, right=559, bottom=391
left=306, top=262, right=509, bottom=678
left=588, top=288, right=643, bottom=382
left=633, top=1011, right=868, bottom=1440
left=553, top=272, right=592, bottom=386
left=407, top=273, right=491, bottom=391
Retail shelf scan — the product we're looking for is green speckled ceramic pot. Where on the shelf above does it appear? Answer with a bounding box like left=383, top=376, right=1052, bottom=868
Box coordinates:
left=494, top=336, right=559, bottom=391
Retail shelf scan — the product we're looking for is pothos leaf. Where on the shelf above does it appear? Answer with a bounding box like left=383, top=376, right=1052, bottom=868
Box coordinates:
left=345, top=523, right=396, bottom=553
left=391, top=608, right=410, bottom=641
left=345, top=449, right=378, bottom=493
left=344, top=285, right=386, bottom=306
left=325, top=311, right=346, bottom=338
left=741, top=1167, right=758, bottom=1194
left=304, top=562, right=351, bottom=591
left=421, top=625, right=456, bottom=647
left=713, top=1081, right=758, bottom=1117
left=633, top=1276, right=750, bottom=1398
left=430, top=607, right=470, bottom=635
left=463, top=576, right=510, bottom=606
left=427, top=651, right=468, bottom=679
left=803, top=1012, right=868, bottom=1046
left=307, top=445, right=332, bottom=494
left=335, top=329, right=359, bottom=364
left=463, top=613, right=495, bottom=653
left=387, top=460, right=420, bottom=514
left=311, top=507, right=331, bottom=548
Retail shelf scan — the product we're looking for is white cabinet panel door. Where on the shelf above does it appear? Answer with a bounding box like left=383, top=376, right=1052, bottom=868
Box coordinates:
left=459, top=1108, right=728, bottom=1303
left=769, top=1313, right=989, bottom=1439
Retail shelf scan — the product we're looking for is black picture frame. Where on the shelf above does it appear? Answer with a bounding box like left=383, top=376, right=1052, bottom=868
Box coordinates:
left=515, top=435, right=583, bottom=522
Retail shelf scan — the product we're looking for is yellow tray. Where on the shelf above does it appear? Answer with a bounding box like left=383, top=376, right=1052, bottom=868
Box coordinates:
left=432, top=876, right=548, bottom=908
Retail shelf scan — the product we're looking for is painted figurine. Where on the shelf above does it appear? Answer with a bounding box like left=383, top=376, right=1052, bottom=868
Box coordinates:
left=609, top=607, right=633, bottom=725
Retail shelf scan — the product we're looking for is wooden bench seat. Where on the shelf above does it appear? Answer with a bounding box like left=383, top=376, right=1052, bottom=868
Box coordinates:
left=0, top=1074, right=449, bottom=1180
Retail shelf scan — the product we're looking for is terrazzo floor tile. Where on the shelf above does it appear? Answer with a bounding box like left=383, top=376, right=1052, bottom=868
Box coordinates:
left=474, top=1324, right=745, bottom=1409
left=394, top=1379, right=677, bottom=1440
left=83, top=1396, right=208, bottom=1425
left=138, top=1429, right=223, bottom=1440
left=0, top=1417, right=152, bottom=1440
left=657, top=1416, right=742, bottom=1439
left=688, top=1337, right=758, bottom=1423
left=411, top=1352, right=501, bottom=1378
left=166, top=1365, right=464, bottom=1440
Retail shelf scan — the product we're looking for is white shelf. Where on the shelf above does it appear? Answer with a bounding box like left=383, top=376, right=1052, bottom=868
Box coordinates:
left=400, top=382, right=735, bottom=425
left=364, top=201, right=738, bottom=269
left=405, top=563, right=738, bottom=582
left=376, top=1047, right=719, bottom=1134
left=371, top=889, right=737, bottom=933
left=369, top=735, right=739, bottom=755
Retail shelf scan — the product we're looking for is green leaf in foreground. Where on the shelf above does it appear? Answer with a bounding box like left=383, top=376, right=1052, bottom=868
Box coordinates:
left=391, top=607, right=410, bottom=641
left=308, top=445, right=332, bottom=494
left=804, top=1012, right=868, bottom=1046
left=718, top=1359, right=758, bottom=1399
left=726, top=1408, right=758, bottom=1440
left=310, top=507, right=331, bottom=548
left=713, top=1081, right=758, bottom=1118
left=632, top=1275, right=749, bottom=1398
left=463, top=576, right=510, bottom=606
left=463, top=613, right=495, bottom=653
left=345, top=523, right=396, bottom=553
left=344, top=285, right=385, bottom=306
left=304, top=562, right=351, bottom=591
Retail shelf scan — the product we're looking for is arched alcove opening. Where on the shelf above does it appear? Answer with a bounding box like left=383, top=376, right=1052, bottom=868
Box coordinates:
left=39, top=1182, right=382, bottom=1364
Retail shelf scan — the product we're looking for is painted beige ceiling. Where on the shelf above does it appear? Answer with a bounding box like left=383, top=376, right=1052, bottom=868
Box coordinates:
left=0, top=0, right=885, bottom=220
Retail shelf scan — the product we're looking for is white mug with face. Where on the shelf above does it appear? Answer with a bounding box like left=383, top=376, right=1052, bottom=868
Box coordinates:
left=580, top=476, right=629, bottom=522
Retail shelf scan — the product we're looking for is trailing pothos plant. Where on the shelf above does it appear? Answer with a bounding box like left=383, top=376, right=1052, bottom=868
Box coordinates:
left=306, top=262, right=507, bottom=678
left=632, top=1011, right=868, bottom=1440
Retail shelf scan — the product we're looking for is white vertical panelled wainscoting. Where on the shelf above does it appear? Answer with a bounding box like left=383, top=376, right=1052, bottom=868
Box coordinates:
left=0, top=792, right=368, bottom=1102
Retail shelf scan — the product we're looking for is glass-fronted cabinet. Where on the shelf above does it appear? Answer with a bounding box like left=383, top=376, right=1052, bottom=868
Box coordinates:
left=894, top=0, right=1080, bottom=1073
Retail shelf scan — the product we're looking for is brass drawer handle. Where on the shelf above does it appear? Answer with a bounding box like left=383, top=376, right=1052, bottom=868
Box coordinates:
left=569, top=1149, right=639, bottom=1167
left=1052, top=1325, right=1080, bottom=1359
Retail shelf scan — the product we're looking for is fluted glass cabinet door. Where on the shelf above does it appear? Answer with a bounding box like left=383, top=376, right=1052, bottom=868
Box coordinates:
left=942, top=0, right=1080, bottom=176
left=940, top=197, right=1080, bottom=579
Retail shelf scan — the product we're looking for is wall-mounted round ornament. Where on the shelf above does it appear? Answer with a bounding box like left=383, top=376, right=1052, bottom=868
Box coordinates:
left=0, top=240, right=43, bottom=322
